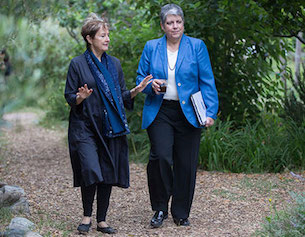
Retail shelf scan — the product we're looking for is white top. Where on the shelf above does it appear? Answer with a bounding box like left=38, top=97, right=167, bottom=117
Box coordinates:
left=163, top=49, right=179, bottom=101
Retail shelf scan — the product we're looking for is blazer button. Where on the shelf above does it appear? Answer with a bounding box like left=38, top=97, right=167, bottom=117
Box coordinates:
left=182, top=100, right=185, bottom=104
left=178, top=83, right=181, bottom=86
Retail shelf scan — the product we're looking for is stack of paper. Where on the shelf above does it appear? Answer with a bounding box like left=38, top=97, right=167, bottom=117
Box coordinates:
left=190, top=91, right=207, bottom=126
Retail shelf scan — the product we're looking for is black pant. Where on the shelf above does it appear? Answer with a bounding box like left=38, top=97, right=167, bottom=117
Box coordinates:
left=147, top=100, right=202, bottom=219
left=81, top=183, right=112, bottom=222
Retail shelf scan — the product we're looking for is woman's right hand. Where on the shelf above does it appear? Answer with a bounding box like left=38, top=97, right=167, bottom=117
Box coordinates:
left=151, top=79, right=166, bottom=95
left=76, top=84, right=93, bottom=105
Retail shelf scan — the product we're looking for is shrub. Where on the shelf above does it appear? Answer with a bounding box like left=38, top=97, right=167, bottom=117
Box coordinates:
left=199, top=113, right=305, bottom=173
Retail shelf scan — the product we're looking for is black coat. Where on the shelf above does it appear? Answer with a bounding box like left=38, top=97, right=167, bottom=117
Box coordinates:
left=65, top=53, right=133, bottom=188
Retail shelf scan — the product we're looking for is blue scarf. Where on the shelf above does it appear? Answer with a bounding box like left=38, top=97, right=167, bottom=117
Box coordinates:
left=85, top=50, right=129, bottom=137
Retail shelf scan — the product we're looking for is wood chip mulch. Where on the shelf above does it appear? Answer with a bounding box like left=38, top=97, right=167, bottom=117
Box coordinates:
left=0, top=112, right=304, bottom=237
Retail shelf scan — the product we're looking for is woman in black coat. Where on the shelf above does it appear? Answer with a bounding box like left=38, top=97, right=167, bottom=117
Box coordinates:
left=65, top=13, right=152, bottom=234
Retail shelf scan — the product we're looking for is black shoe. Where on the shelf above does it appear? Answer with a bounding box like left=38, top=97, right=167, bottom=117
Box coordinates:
left=77, top=222, right=91, bottom=234
left=173, top=218, right=190, bottom=226
left=96, top=225, right=117, bottom=234
left=150, top=211, right=168, bottom=228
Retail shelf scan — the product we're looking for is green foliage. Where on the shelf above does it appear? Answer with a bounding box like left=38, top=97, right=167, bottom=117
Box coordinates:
left=0, top=14, right=74, bottom=121
left=199, top=113, right=305, bottom=173
left=282, top=65, right=305, bottom=126
left=0, top=0, right=58, bottom=23
left=257, top=0, right=305, bottom=40
left=55, top=0, right=106, bottom=45
left=256, top=192, right=305, bottom=236
left=0, top=15, right=43, bottom=112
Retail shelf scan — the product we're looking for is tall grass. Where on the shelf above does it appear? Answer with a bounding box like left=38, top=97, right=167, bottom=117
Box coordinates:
left=199, top=114, right=305, bottom=173
left=285, top=120, right=305, bottom=169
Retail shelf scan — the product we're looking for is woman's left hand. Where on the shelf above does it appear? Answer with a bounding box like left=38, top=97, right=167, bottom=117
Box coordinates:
left=130, top=74, right=153, bottom=98
left=205, top=117, right=215, bottom=127
left=76, top=84, right=93, bottom=105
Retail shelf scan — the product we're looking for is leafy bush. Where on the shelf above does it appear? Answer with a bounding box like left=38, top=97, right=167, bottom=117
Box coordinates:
left=199, top=113, right=305, bottom=173
left=256, top=192, right=305, bottom=237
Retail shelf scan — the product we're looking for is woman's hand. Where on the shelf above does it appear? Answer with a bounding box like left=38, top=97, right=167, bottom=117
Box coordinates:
left=76, top=84, right=93, bottom=105
left=130, top=74, right=153, bottom=98
left=205, top=117, right=214, bottom=127
left=151, top=79, right=166, bottom=95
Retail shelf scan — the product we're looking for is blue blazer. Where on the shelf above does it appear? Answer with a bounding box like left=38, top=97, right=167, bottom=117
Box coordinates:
left=136, top=34, right=219, bottom=129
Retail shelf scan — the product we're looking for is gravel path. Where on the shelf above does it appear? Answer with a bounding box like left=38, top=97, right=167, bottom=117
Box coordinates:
left=0, top=112, right=304, bottom=236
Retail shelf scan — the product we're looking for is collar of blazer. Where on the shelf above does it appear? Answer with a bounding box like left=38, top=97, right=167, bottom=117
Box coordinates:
left=158, top=34, right=189, bottom=78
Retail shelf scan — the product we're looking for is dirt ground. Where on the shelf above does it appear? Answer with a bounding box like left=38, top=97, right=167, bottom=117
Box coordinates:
left=0, top=112, right=304, bottom=237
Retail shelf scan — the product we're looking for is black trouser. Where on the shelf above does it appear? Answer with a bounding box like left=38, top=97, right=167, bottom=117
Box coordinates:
left=80, top=183, right=112, bottom=222
left=147, top=100, right=202, bottom=219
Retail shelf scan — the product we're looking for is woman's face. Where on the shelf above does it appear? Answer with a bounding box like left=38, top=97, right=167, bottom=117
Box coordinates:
left=161, top=14, right=184, bottom=42
left=87, top=26, right=110, bottom=54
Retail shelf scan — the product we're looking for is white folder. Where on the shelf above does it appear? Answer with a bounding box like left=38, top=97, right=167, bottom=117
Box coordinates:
left=190, top=91, right=207, bottom=126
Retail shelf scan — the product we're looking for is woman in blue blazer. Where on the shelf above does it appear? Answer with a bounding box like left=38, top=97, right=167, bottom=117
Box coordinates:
left=136, top=4, right=219, bottom=228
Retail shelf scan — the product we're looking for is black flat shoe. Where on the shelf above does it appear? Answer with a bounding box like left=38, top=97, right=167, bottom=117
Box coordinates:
left=150, top=211, right=168, bottom=228
left=77, top=222, right=91, bottom=234
left=96, top=226, right=117, bottom=234
left=173, top=218, right=190, bottom=226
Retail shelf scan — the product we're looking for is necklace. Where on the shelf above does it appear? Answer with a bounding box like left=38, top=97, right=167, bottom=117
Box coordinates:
left=168, top=58, right=176, bottom=71
left=167, top=50, right=178, bottom=71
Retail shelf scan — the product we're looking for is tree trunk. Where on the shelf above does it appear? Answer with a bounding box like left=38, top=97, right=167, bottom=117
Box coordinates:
left=295, top=32, right=303, bottom=84
left=279, top=40, right=287, bottom=98
left=280, top=55, right=287, bottom=98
